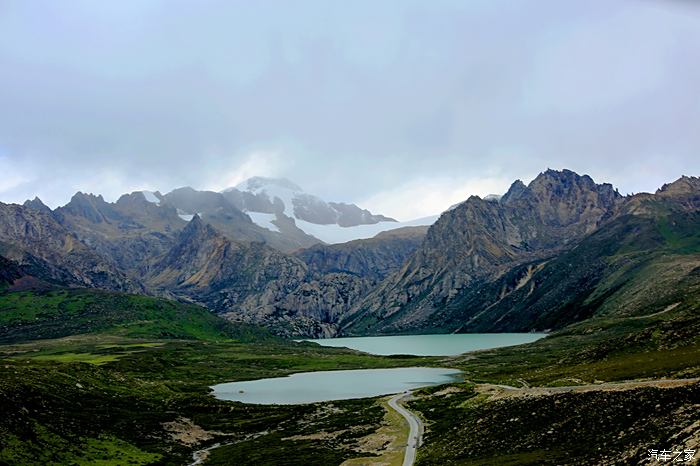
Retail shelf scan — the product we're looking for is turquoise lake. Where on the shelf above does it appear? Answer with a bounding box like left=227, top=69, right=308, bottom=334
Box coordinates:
left=302, top=333, right=545, bottom=356
left=211, top=367, right=463, bottom=405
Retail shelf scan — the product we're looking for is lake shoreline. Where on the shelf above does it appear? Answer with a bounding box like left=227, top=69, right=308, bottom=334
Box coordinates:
left=211, top=367, right=463, bottom=405
left=299, top=332, right=546, bottom=356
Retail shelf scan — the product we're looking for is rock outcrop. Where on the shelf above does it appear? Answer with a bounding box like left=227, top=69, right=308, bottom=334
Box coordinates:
left=0, top=202, right=143, bottom=293
left=342, top=169, right=625, bottom=334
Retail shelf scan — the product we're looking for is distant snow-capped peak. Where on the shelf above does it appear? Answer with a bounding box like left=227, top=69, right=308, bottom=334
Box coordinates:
left=222, top=176, right=435, bottom=244
left=234, top=176, right=303, bottom=193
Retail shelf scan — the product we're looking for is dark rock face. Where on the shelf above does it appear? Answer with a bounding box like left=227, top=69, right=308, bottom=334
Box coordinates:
left=0, top=202, right=143, bottom=293
left=56, top=192, right=124, bottom=225
left=221, top=189, right=276, bottom=214
left=342, top=169, right=626, bottom=335
left=227, top=272, right=373, bottom=338
left=289, top=196, right=396, bottom=227
left=22, top=197, right=53, bottom=216
left=327, top=202, right=396, bottom=227
left=0, top=255, right=23, bottom=287
left=145, top=216, right=368, bottom=337
left=147, top=216, right=308, bottom=307
left=54, top=191, right=184, bottom=276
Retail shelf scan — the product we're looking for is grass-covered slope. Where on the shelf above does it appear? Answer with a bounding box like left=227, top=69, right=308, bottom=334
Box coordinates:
left=411, top=381, right=699, bottom=466
left=0, top=288, right=429, bottom=465
left=412, top=209, right=700, bottom=334
left=403, top=203, right=700, bottom=465
left=406, top=263, right=700, bottom=465
left=0, top=288, right=275, bottom=344
left=344, top=177, right=700, bottom=336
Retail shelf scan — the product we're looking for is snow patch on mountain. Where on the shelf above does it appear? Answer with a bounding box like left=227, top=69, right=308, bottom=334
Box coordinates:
left=295, top=215, right=438, bottom=244
left=141, top=191, right=160, bottom=205
left=176, top=208, right=195, bottom=221
left=235, top=177, right=300, bottom=218
left=227, top=176, right=429, bottom=243
left=248, top=212, right=280, bottom=233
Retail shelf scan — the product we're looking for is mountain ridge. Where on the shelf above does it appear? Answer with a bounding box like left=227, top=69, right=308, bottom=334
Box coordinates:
left=4, top=169, right=698, bottom=338
left=341, top=170, right=694, bottom=335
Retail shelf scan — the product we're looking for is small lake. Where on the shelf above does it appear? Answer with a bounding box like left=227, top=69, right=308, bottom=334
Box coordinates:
left=211, top=367, right=462, bottom=405
left=302, top=333, right=545, bottom=356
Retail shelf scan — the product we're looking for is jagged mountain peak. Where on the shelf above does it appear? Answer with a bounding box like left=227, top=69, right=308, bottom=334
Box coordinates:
left=176, top=214, right=219, bottom=243
left=529, top=168, right=601, bottom=191
left=58, top=191, right=116, bottom=224
left=71, top=191, right=106, bottom=202
left=656, top=175, right=700, bottom=196
left=501, top=179, right=527, bottom=204
left=180, top=213, right=209, bottom=234
left=500, top=169, right=621, bottom=208
left=23, top=196, right=52, bottom=214
left=345, top=169, right=631, bottom=335
left=115, top=190, right=161, bottom=205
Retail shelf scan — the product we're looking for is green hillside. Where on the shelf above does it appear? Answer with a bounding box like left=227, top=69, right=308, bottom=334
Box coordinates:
left=426, top=209, right=700, bottom=333
left=0, top=288, right=274, bottom=344
left=0, top=288, right=428, bottom=465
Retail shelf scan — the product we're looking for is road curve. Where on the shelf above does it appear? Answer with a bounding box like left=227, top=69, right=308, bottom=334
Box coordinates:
left=388, top=391, right=423, bottom=466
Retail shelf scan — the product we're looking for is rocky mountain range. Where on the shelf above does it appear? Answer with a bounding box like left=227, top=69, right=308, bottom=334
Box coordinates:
left=0, top=179, right=423, bottom=337
left=342, top=171, right=700, bottom=335
left=1, top=170, right=698, bottom=338
left=0, top=201, right=143, bottom=293
left=230, top=177, right=396, bottom=227
left=226, top=177, right=435, bottom=245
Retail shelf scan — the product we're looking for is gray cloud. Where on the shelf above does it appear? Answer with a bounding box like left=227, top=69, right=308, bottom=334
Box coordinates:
left=0, top=0, right=698, bottom=217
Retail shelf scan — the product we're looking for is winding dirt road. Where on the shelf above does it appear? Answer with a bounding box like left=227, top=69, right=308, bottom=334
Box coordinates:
left=388, top=391, right=423, bottom=466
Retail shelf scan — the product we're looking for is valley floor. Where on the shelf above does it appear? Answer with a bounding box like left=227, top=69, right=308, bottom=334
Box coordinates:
left=1, top=286, right=699, bottom=465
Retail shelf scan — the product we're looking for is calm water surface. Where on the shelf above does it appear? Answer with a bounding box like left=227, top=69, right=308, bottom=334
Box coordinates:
left=211, top=367, right=462, bottom=405
left=303, top=333, right=545, bottom=356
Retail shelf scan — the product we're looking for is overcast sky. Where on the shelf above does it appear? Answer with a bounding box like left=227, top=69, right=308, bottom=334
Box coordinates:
left=1, top=0, right=698, bottom=220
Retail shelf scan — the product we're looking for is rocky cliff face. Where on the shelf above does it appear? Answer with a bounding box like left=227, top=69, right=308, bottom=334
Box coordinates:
left=226, top=272, right=373, bottom=338
left=342, top=169, right=625, bottom=334
left=0, top=255, right=23, bottom=288
left=434, top=185, right=700, bottom=334
left=0, top=202, right=142, bottom=293
left=145, top=216, right=366, bottom=337
left=22, top=197, right=53, bottom=216
left=54, top=191, right=184, bottom=276
left=147, top=216, right=307, bottom=306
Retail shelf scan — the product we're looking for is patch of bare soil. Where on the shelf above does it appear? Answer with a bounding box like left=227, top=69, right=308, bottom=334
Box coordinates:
left=283, top=430, right=348, bottom=441
left=477, top=378, right=700, bottom=402
left=432, top=386, right=466, bottom=397
left=163, top=417, right=218, bottom=446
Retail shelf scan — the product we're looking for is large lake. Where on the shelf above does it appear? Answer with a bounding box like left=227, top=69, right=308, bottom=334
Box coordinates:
left=302, top=333, right=545, bottom=356
left=211, top=367, right=462, bottom=405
